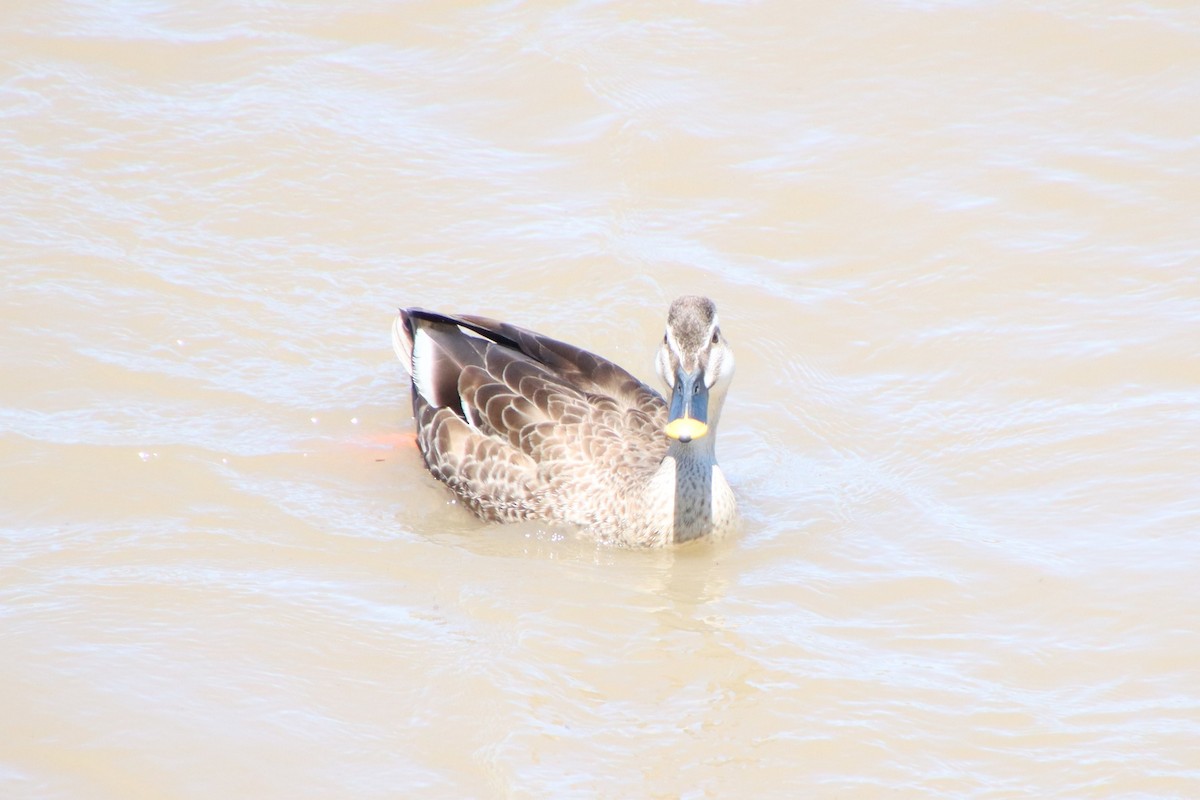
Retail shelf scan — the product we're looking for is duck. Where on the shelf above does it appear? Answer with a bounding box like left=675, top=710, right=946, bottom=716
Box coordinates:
left=391, top=296, right=737, bottom=547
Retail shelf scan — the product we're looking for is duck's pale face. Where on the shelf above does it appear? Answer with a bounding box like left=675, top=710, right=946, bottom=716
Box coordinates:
left=655, top=297, right=735, bottom=442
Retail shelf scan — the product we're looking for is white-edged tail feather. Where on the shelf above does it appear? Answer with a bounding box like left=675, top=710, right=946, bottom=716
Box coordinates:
left=392, top=312, right=414, bottom=376
left=410, top=325, right=439, bottom=406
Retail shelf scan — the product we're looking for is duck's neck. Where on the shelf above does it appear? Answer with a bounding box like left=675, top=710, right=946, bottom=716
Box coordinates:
left=647, top=435, right=734, bottom=544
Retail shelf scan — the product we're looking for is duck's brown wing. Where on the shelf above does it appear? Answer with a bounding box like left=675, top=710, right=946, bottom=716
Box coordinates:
left=393, top=309, right=668, bottom=522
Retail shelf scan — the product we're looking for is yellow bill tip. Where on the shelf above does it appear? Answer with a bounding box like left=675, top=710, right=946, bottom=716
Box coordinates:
left=665, top=417, right=709, bottom=442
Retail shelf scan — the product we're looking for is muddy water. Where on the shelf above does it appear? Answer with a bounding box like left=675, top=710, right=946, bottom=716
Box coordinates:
left=3, top=1, right=1199, bottom=797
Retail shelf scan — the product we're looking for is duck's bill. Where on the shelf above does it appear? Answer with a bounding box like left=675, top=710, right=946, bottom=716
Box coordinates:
left=665, top=369, right=709, bottom=442
left=665, top=417, right=709, bottom=441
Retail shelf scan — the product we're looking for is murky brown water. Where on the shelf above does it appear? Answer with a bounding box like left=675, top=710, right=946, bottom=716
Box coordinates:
left=3, top=1, right=1199, bottom=797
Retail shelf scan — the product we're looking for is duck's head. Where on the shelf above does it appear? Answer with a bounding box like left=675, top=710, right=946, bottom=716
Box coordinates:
left=655, top=296, right=735, bottom=444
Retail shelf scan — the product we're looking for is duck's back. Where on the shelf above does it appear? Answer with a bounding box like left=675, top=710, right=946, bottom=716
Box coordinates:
left=393, top=309, right=669, bottom=533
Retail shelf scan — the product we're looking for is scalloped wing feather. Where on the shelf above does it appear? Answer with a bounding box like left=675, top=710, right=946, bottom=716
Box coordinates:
left=397, top=309, right=670, bottom=524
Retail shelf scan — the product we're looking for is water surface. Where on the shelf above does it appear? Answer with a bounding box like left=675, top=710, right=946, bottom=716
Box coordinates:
left=2, top=1, right=1199, bottom=797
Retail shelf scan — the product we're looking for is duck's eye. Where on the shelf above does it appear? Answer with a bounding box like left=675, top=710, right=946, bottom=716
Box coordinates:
left=711, top=330, right=720, bottom=345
